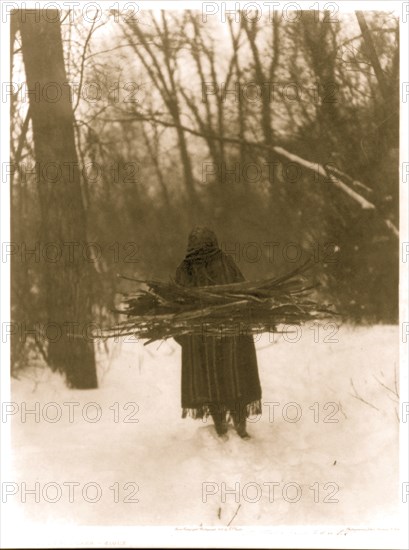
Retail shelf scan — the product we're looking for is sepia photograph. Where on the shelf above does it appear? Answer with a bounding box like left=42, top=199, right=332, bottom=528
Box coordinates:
left=0, top=1, right=407, bottom=548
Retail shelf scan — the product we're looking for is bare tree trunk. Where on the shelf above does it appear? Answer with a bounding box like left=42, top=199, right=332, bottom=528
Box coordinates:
left=243, top=14, right=284, bottom=230
left=355, top=11, right=389, bottom=101
left=124, top=14, right=199, bottom=213
left=19, top=10, right=98, bottom=388
left=141, top=121, right=171, bottom=207
left=355, top=11, right=399, bottom=149
left=300, top=10, right=340, bottom=162
left=243, top=19, right=274, bottom=148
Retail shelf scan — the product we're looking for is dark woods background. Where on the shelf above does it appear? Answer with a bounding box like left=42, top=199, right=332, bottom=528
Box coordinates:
left=10, top=8, right=399, bottom=387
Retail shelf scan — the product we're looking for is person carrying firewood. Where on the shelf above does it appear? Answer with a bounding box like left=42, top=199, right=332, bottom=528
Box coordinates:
left=174, top=226, right=262, bottom=440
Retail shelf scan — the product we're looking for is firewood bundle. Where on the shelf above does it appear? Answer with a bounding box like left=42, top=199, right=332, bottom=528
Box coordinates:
left=100, top=260, right=336, bottom=344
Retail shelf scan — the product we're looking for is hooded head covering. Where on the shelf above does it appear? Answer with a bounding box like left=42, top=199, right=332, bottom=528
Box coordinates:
left=186, top=226, right=220, bottom=260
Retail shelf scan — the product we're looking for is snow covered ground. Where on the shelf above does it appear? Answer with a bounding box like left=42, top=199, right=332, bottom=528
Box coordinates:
left=3, top=324, right=400, bottom=541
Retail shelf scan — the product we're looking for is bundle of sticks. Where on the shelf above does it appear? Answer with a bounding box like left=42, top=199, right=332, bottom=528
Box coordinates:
left=100, top=260, right=336, bottom=344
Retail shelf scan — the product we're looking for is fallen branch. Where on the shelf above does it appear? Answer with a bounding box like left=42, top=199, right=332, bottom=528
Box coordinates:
left=273, top=147, right=375, bottom=210
left=324, top=164, right=373, bottom=195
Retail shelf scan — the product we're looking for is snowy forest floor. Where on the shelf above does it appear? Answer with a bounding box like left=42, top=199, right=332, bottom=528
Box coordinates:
left=7, top=324, right=400, bottom=530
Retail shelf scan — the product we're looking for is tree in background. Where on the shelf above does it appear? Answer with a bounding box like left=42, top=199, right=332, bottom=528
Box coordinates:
left=16, top=10, right=97, bottom=388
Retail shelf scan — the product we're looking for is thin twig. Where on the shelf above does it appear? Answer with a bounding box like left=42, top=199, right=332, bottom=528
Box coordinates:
left=227, top=504, right=241, bottom=527
left=372, top=374, right=399, bottom=399
left=350, top=379, right=379, bottom=411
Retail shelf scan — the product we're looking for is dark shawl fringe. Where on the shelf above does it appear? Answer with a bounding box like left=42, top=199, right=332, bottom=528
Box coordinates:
left=182, top=399, right=262, bottom=420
